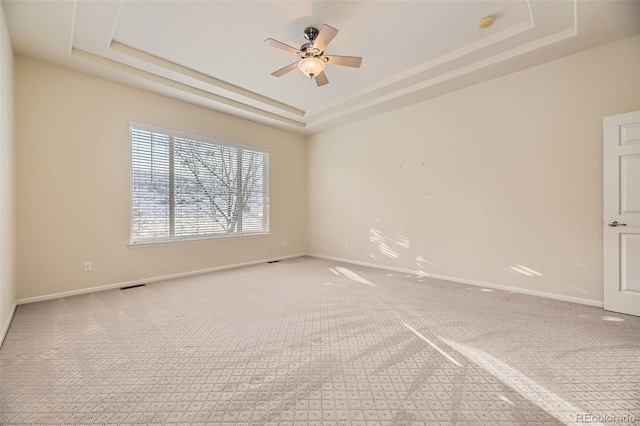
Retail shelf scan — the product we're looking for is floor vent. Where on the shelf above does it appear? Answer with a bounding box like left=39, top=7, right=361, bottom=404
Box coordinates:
left=267, top=260, right=280, bottom=264
left=120, top=284, right=146, bottom=290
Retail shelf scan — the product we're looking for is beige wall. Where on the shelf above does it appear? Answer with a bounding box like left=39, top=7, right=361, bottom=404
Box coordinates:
left=0, top=5, right=15, bottom=342
left=308, top=35, right=640, bottom=304
left=12, top=35, right=640, bottom=305
left=16, top=58, right=307, bottom=300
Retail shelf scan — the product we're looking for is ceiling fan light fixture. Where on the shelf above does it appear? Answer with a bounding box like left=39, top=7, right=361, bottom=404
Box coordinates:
left=265, top=24, right=362, bottom=86
left=297, top=57, right=325, bottom=77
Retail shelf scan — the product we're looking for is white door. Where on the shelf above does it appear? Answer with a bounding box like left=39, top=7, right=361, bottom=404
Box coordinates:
left=604, top=111, right=640, bottom=316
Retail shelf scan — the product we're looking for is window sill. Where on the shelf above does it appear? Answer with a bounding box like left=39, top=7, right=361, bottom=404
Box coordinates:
left=128, top=232, right=271, bottom=248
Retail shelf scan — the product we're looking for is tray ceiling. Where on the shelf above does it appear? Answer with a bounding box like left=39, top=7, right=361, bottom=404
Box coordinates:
left=3, top=0, right=639, bottom=134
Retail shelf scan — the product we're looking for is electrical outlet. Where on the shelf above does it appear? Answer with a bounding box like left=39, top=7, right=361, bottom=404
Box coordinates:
left=357, top=244, right=362, bottom=251
left=345, top=242, right=349, bottom=249
left=83, top=262, right=92, bottom=272
left=282, top=240, right=287, bottom=247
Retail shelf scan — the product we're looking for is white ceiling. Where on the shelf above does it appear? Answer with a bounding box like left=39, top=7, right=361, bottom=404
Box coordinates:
left=3, top=0, right=639, bottom=134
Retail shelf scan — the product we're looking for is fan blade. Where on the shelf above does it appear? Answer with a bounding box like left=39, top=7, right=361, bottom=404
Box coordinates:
left=271, top=62, right=299, bottom=77
left=313, top=24, right=338, bottom=53
left=324, top=55, right=362, bottom=68
left=315, top=71, right=329, bottom=87
left=264, top=38, right=301, bottom=55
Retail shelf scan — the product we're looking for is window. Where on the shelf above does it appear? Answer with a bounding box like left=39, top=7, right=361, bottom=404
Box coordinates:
left=130, top=124, right=269, bottom=244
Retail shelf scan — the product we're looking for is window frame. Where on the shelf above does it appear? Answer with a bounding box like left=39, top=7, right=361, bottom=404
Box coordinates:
left=128, top=122, right=270, bottom=246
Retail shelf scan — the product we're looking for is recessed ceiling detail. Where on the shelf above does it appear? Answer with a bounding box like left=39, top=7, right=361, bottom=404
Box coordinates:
left=108, top=40, right=305, bottom=118
left=3, top=0, right=639, bottom=134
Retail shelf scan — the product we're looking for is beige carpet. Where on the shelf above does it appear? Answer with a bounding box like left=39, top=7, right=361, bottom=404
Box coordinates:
left=1, top=256, right=638, bottom=425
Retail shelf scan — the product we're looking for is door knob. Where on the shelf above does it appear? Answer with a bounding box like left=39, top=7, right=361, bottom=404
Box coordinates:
left=607, top=220, right=627, bottom=227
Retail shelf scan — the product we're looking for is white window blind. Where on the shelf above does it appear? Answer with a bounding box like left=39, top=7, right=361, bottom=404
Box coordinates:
left=131, top=125, right=269, bottom=244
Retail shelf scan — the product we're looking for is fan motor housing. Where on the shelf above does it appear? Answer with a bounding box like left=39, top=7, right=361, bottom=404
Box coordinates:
left=299, top=42, right=322, bottom=58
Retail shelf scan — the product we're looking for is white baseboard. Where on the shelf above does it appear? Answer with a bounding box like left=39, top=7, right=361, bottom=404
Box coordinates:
left=309, top=254, right=604, bottom=308
left=1, top=301, right=17, bottom=348
left=16, top=252, right=604, bottom=309
left=17, top=253, right=306, bottom=305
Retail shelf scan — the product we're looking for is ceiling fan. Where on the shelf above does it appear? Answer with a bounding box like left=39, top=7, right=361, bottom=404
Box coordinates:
left=264, top=24, right=362, bottom=87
